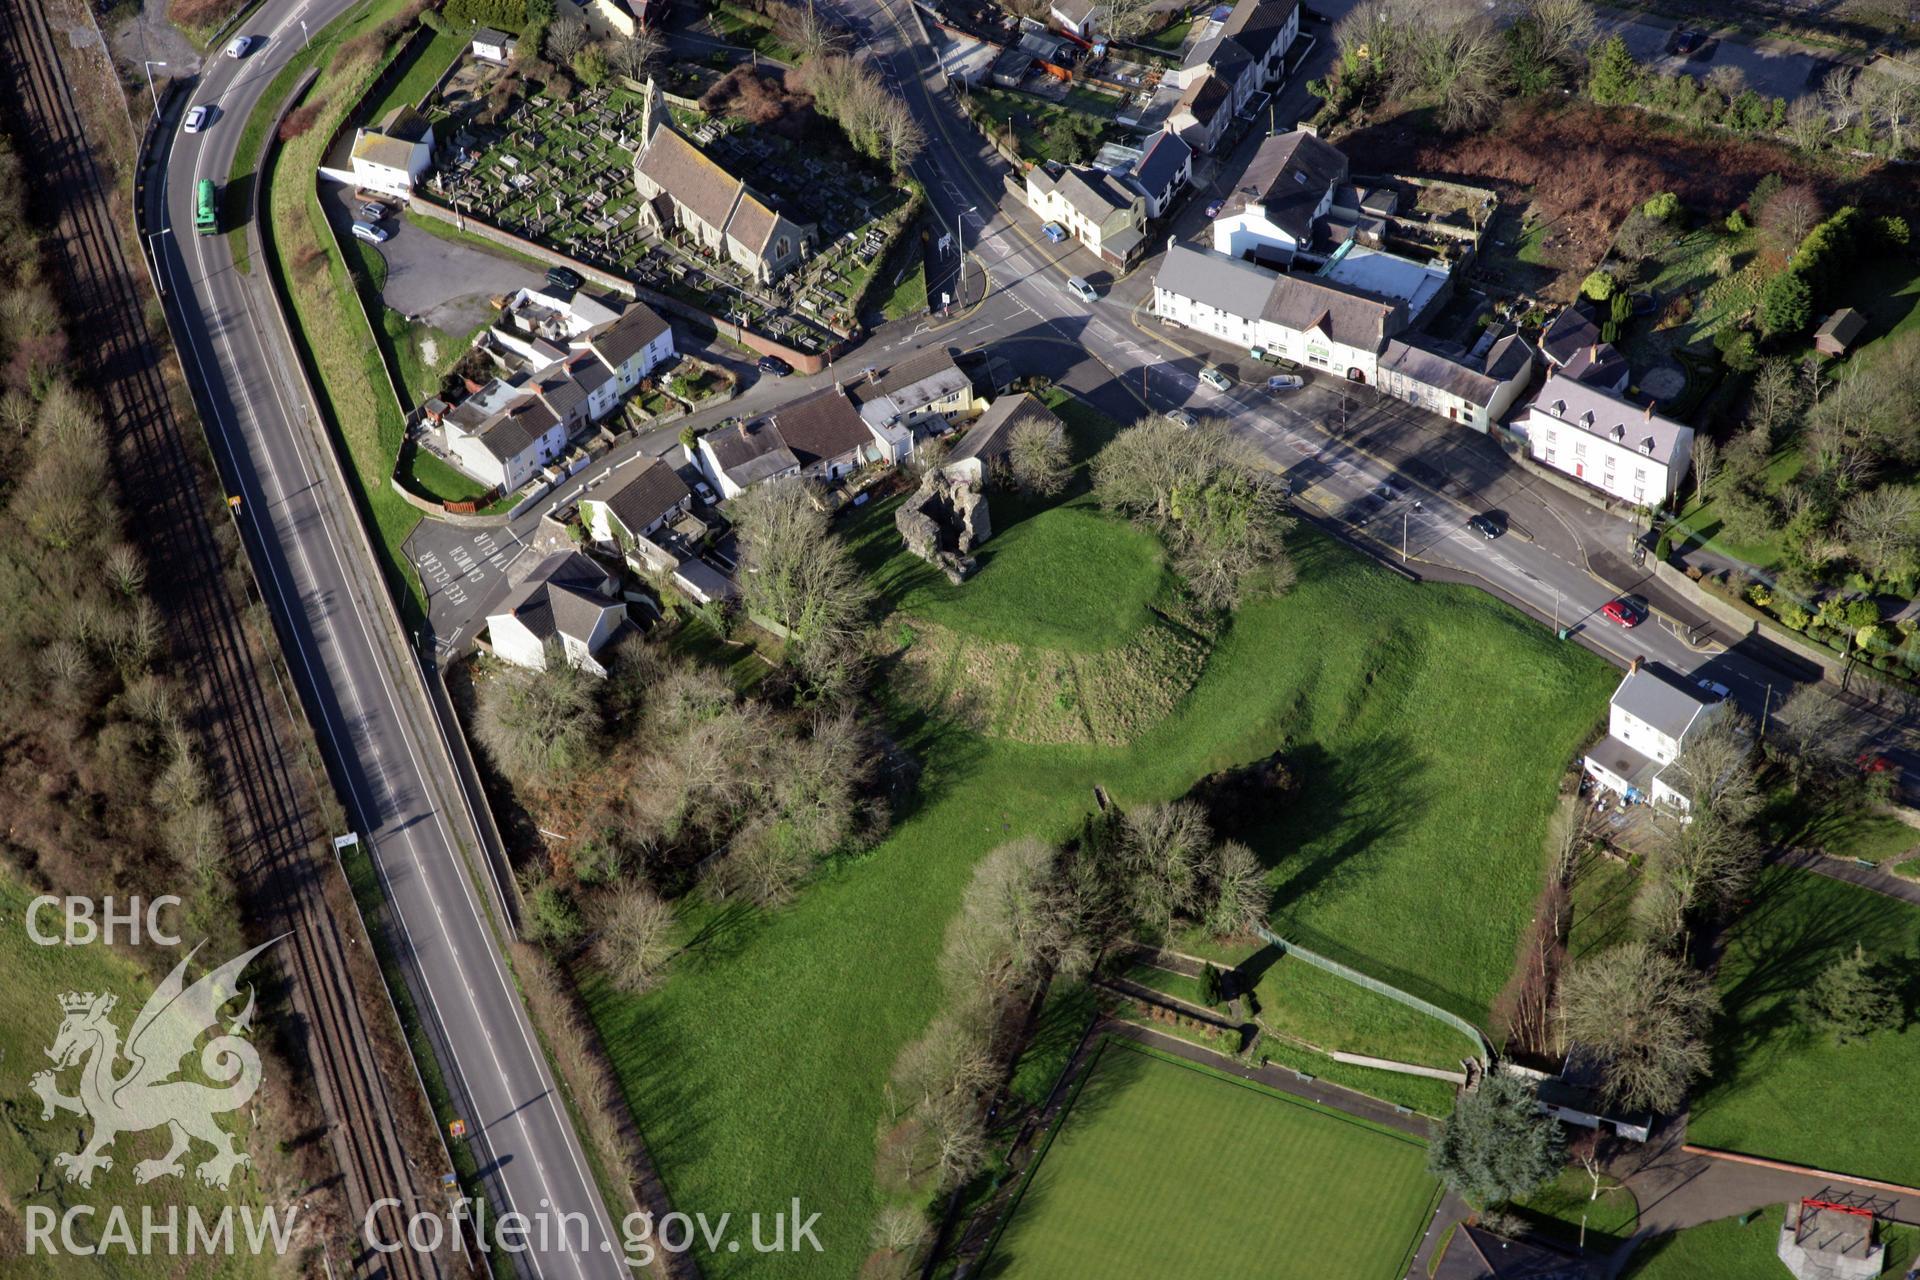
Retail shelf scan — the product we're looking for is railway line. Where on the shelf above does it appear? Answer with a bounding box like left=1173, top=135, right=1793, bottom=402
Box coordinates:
left=0, top=6, right=453, bottom=1277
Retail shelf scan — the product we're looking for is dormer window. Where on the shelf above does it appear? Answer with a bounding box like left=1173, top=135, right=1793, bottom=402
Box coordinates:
left=1580, top=410, right=1595, bottom=427
left=1551, top=399, right=1567, bottom=415
left=1641, top=437, right=1656, bottom=454
left=1610, top=424, right=1625, bottom=441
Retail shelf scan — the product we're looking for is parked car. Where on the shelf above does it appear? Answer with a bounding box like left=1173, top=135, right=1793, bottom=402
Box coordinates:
left=350, top=221, right=390, bottom=244
left=1042, top=221, right=1067, bottom=243
left=692, top=480, right=717, bottom=505
left=1265, top=374, right=1303, bottom=392
left=224, top=34, right=254, bottom=58
left=757, top=354, right=792, bottom=377
left=1198, top=367, right=1231, bottom=391
left=358, top=201, right=389, bottom=222
left=1373, top=482, right=1405, bottom=502
left=546, top=265, right=583, bottom=291
left=183, top=105, right=211, bottom=134
left=1601, top=598, right=1644, bottom=628
left=1165, top=409, right=1197, bottom=428
left=1204, top=198, right=1224, bottom=218
left=1065, top=275, right=1098, bottom=303
left=1668, top=27, right=1706, bottom=55
left=1467, top=512, right=1506, bottom=539
left=1695, top=677, right=1731, bottom=701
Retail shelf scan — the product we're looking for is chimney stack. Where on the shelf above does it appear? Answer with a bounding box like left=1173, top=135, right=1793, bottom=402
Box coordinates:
left=1629, top=655, right=1642, bottom=674
left=1644, top=401, right=1654, bottom=422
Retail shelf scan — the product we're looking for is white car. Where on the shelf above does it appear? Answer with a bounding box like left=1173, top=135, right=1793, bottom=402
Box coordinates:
left=1165, top=409, right=1197, bottom=429
left=1198, top=367, right=1231, bottom=392
left=183, top=105, right=211, bottom=134
left=1265, top=374, right=1304, bottom=391
left=350, top=221, right=390, bottom=244
left=225, top=35, right=254, bottom=58
left=1064, top=275, right=1098, bottom=303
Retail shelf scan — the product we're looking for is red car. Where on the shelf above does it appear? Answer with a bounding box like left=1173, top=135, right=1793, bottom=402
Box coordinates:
left=1602, top=599, right=1643, bottom=628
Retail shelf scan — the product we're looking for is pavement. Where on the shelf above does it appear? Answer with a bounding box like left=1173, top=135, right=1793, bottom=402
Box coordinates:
left=148, top=7, right=628, bottom=1275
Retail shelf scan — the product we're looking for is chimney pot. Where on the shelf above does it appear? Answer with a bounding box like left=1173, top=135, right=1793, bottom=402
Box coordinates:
left=1644, top=401, right=1654, bottom=421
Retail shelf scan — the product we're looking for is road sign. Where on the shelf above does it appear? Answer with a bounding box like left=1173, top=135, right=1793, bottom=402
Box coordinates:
left=941, top=292, right=951, bottom=307
left=227, top=495, right=242, bottom=509
left=448, top=1118, right=468, bottom=1139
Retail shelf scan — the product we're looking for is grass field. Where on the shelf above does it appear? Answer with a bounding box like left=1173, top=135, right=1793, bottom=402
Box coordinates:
left=983, top=1039, right=1439, bottom=1279
left=1688, top=866, right=1920, bottom=1186
left=0, top=874, right=279, bottom=1279
left=579, top=394, right=1612, bottom=1276
left=1625, top=1204, right=1919, bottom=1278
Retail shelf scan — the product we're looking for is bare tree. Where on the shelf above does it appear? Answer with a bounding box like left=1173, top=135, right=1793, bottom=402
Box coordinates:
left=473, top=647, right=600, bottom=786
left=606, top=30, right=665, bottom=81
left=1102, top=0, right=1161, bottom=38
left=1821, top=65, right=1861, bottom=131
left=774, top=0, right=851, bottom=61
left=1842, top=485, right=1920, bottom=580
left=1690, top=435, right=1719, bottom=504
left=545, top=16, right=590, bottom=63
left=1703, top=64, right=1747, bottom=104
left=593, top=885, right=677, bottom=993
left=730, top=478, right=875, bottom=691
left=1117, top=802, right=1214, bottom=935
left=878, top=99, right=926, bottom=172
left=1007, top=418, right=1071, bottom=496
left=869, top=1205, right=929, bottom=1256
left=1203, top=839, right=1267, bottom=937
left=1785, top=95, right=1829, bottom=151
left=1559, top=941, right=1718, bottom=1113
left=1757, top=183, right=1822, bottom=251
left=1746, top=357, right=1802, bottom=445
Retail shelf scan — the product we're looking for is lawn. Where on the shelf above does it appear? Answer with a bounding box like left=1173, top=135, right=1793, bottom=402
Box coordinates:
left=983, top=1039, right=1440, bottom=1279
left=1624, top=1204, right=1919, bottom=1279
left=1763, top=787, right=1919, bottom=863
left=1139, top=13, right=1194, bottom=51
left=362, top=24, right=466, bottom=124
left=1513, top=1168, right=1640, bottom=1251
left=581, top=477, right=1611, bottom=1277
left=1568, top=848, right=1639, bottom=962
left=1688, top=866, right=1920, bottom=1186
left=1669, top=447, right=1801, bottom=569
left=262, top=3, right=434, bottom=622
left=849, top=495, right=1169, bottom=652
left=0, top=874, right=278, bottom=1280
left=399, top=442, right=494, bottom=504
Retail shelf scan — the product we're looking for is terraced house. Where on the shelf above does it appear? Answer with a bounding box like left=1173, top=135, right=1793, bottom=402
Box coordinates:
left=631, top=82, right=813, bottom=284
left=1025, top=166, right=1146, bottom=266
left=1165, top=0, right=1301, bottom=120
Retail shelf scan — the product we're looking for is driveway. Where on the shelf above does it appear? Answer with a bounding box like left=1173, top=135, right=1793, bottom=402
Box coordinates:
left=320, top=183, right=548, bottom=333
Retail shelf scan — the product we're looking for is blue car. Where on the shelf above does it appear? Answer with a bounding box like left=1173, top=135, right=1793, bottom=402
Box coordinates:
left=1042, top=221, right=1067, bottom=243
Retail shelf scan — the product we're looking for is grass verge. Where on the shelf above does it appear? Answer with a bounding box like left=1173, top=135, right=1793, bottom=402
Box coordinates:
left=1624, top=1204, right=1918, bottom=1278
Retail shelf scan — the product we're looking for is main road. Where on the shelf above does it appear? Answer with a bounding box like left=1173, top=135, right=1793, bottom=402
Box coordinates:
left=148, top=4, right=626, bottom=1276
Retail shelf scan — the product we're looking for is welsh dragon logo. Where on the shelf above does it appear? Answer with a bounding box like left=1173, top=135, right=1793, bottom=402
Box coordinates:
left=30, top=938, right=278, bottom=1190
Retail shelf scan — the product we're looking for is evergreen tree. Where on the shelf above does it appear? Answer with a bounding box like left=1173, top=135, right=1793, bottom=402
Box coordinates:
left=1799, top=943, right=1900, bottom=1044
left=1760, top=271, right=1811, bottom=337
left=1587, top=36, right=1638, bottom=104
left=1428, top=1073, right=1566, bottom=1206
left=1201, top=961, right=1225, bottom=1007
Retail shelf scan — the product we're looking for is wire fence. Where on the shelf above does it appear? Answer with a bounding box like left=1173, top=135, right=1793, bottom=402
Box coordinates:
left=1254, top=925, right=1492, bottom=1063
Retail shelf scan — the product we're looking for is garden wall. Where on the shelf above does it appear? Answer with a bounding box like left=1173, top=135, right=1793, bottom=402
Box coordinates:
left=407, top=194, right=851, bottom=375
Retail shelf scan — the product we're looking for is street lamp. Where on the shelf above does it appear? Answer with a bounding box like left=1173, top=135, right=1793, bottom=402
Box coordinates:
left=300, top=18, right=311, bottom=48
left=142, top=61, right=167, bottom=117
left=955, top=204, right=978, bottom=305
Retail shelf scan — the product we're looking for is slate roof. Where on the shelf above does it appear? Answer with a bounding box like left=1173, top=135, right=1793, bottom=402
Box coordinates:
left=1529, top=374, right=1691, bottom=468
left=1224, top=128, right=1348, bottom=240
left=478, top=396, right=560, bottom=462
left=1035, top=167, right=1139, bottom=226
left=1483, top=333, right=1534, bottom=382
left=727, top=191, right=781, bottom=255
left=353, top=130, right=423, bottom=170
left=1261, top=271, right=1398, bottom=350
left=565, top=348, right=615, bottom=393
left=1816, top=307, right=1868, bottom=347
left=471, top=25, right=512, bottom=44
left=589, top=303, right=670, bottom=366
left=1431, top=1224, right=1593, bottom=1280
left=771, top=386, right=874, bottom=467
left=1559, top=339, right=1629, bottom=390
left=1133, top=130, right=1191, bottom=195
left=495, top=551, right=620, bottom=647
left=1380, top=339, right=1496, bottom=405
left=1155, top=242, right=1279, bottom=318
left=856, top=349, right=972, bottom=413
left=636, top=128, right=743, bottom=234
left=704, top=418, right=801, bottom=487
left=377, top=105, right=432, bottom=143
left=596, top=458, right=693, bottom=536
left=1611, top=664, right=1712, bottom=741
left=536, top=373, right=588, bottom=422
left=1175, top=72, right=1232, bottom=126
left=948, top=393, right=1063, bottom=465
left=1184, top=0, right=1299, bottom=73
left=1051, top=0, right=1097, bottom=24
left=1540, top=303, right=1600, bottom=366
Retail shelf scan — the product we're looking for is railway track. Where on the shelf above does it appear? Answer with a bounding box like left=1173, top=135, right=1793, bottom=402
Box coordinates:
left=0, top=8, right=455, bottom=1278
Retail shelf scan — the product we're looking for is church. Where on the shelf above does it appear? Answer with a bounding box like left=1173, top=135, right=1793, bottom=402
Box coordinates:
left=629, top=78, right=815, bottom=286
